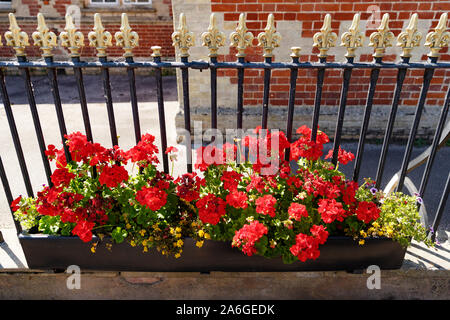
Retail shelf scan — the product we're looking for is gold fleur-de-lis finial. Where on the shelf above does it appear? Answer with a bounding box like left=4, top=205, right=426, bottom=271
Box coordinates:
left=201, top=13, right=225, bottom=58
left=172, top=13, right=195, bottom=58
left=340, top=13, right=364, bottom=58
left=115, top=13, right=139, bottom=58
left=397, top=13, right=422, bottom=58
left=313, top=14, right=337, bottom=59
left=369, top=13, right=394, bottom=58
left=60, top=13, right=84, bottom=58
left=425, top=13, right=450, bottom=58
left=257, top=14, right=282, bottom=58
left=32, top=13, right=57, bottom=58
left=5, top=13, right=29, bottom=57
left=88, top=13, right=112, bottom=58
left=230, top=13, right=254, bottom=58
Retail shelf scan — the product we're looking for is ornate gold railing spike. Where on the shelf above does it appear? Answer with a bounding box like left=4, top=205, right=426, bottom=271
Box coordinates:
left=369, top=13, right=395, bottom=58
left=5, top=13, right=29, bottom=57
left=313, top=14, right=337, bottom=59
left=115, top=13, right=139, bottom=58
left=425, top=13, right=450, bottom=58
left=88, top=13, right=112, bottom=58
left=290, top=46, right=301, bottom=58
left=172, top=13, right=195, bottom=58
left=230, top=13, right=254, bottom=58
left=151, top=45, right=162, bottom=58
left=201, top=13, right=225, bottom=58
left=397, top=13, right=422, bottom=58
left=60, top=13, right=85, bottom=58
left=32, top=13, right=57, bottom=58
left=257, top=13, right=282, bottom=58
left=340, top=13, right=364, bottom=58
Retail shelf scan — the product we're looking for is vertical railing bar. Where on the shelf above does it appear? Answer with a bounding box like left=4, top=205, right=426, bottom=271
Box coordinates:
left=352, top=58, right=382, bottom=181
left=210, top=56, right=218, bottom=142
left=331, top=57, right=354, bottom=166
left=285, top=57, right=299, bottom=161
left=125, top=56, right=141, bottom=146
left=236, top=57, right=245, bottom=130
left=311, top=57, right=326, bottom=142
left=261, top=57, right=272, bottom=129
left=0, top=155, right=22, bottom=234
left=396, top=58, right=437, bottom=192
left=100, top=57, right=119, bottom=147
left=45, top=58, right=71, bottom=163
left=429, top=172, right=449, bottom=241
left=181, top=57, right=192, bottom=173
left=374, top=58, right=409, bottom=189
left=18, top=57, right=53, bottom=187
left=72, top=58, right=94, bottom=143
left=418, top=85, right=450, bottom=197
left=154, top=55, right=169, bottom=174
left=0, top=68, right=34, bottom=197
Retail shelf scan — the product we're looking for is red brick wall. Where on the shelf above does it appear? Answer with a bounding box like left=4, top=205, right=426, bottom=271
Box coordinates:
left=212, top=0, right=450, bottom=108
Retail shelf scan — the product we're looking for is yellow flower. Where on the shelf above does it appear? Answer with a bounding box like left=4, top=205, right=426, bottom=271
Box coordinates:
left=372, top=221, right=380, bottom=228
left=360, top=230, right=367, bottom=238
left=90, top=246, right=96, bottom=253
left=204, top=233, right=211, bottom=240
left=140, top=229, right=146, bottom=236
left=176, top=239, right=184, bottom=247
left=191, top=222, right=197, bottom=227
left=175, top=227, right=182, bottom=233
left=198, top=230, right=205, bottom=238
left=378, top=231, right=384, bottom=236
left=142, top=239, right=148, bottom=247
left=169, top=227, right=175, bottom=235
left=126, top=223, right=131, bottom=229
left=359, top=239, right=365, bottom=246
left=196, top=241, right=204, bottom=248
left=148, top=236, right=154, bottom=242
left=143, top=246, right=148, bottom=253
left=130, top=240, right=136, bottom=247
left=176, top=233, right=182, bottom=238
left=174, top=253, right=181, bottom=259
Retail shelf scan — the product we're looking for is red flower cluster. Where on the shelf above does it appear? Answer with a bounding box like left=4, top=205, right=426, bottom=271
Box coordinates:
left=136, top=186, right=168, bottom=211
left=290, top=126, right=329, bottom=161
left=288, top=203, right=308, bottom=221
left=317, top=198, right=347, bottom=223
left=175, top=172, right=204, bottom=202
left=195, top=145, right=225, bottom=171
left=196, top=193, right=227, bottom=225
left=71, top=220, right=95, bottom=243
left=290, top=225, right=329, bottom=262
left=255, top=195, right=277, bottom=217
left=98, top=165, right=129, bottom=189
left=127, top=133, right=159, bottom=166
left=325, top=147, right=355, bottom=165
left=232, top=220, right=268, bottom=256
left=51, top=168, right=75, bottom=187
left=355, top=201, right=381, bottom=224
left=226, top=191, right=248, bottom=209
left=221, top=171, right=242, bottom=191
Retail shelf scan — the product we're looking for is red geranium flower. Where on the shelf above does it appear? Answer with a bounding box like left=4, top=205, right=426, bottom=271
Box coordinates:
left=221, top=170, right=242, bottom=192
left=325, top=147, right=355, bottom=165
left=98, top=165, right=129, bottom=189
left=196, top=193, right=226, bottom=225
left=51, top=167, right=75, bottom=187
left=136, top=186, right=168, bottom=211
left=355, top=201, right=380, bottom=224
left=226, top=190, right=248, bottom=209
left=72, top=220, right=95, bottom=242
left=317, top=198, right=347, bottom=223
left=232, top=220, right=268, bottom=256
left=10, top=196, right=22, bottom=212
left=255, top=194, right=277, bottom=218
left=288, top=203, right=308, bottom=221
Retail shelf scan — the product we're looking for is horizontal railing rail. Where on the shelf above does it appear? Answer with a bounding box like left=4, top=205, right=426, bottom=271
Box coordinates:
left=0, top=11, right=448, bottom=242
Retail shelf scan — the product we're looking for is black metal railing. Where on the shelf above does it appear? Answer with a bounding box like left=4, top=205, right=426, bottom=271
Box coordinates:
left=0, top=11, right=449, bottom=241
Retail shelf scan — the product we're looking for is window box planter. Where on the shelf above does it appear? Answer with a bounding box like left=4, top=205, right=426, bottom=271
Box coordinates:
left=19, top=233, right=406, bottom=272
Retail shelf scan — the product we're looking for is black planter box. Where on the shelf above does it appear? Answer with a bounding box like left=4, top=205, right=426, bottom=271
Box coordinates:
left=19, top=233, right=407, bottom=272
